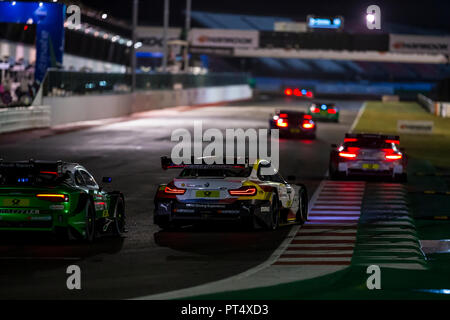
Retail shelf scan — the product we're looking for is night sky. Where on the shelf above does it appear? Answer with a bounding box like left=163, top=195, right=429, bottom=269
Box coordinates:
left=83, top=0, right=450, bottom=32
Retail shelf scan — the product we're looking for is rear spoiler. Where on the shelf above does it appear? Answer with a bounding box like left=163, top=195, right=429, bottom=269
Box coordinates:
left=345, top=133, right=400, bottom=141
left=161, top=156, right=250, bottom=170
left=0, top=160, right=64, bottom=176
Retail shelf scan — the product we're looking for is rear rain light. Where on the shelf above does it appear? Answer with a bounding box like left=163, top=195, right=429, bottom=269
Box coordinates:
left=228, top=186, right=257, bottom=196
left=164, top=184, right=186, bottom=195
left=284, top=88, right=293, bottom=96
left=36, top=194, right=69, bottom=202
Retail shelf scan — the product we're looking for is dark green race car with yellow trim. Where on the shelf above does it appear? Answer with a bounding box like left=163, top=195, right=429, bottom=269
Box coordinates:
left=154, top=156, right=309, bottom=230
left=0, top=160, right=126, bottom=242
left=307, top=101, right=340, bottom=122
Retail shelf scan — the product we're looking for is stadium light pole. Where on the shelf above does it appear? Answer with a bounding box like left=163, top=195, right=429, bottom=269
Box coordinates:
left=131, top=0, right=138, bottom=92
left=162, top=0, right=169, bottom=73
left=183, top=0, right=191, bottom=73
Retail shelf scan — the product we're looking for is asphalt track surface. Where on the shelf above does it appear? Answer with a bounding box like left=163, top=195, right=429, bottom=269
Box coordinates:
left=0, top=97, right=362, bottom=299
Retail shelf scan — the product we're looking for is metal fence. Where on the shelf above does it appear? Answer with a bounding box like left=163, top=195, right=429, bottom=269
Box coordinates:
left=43, top=70, right=250, bottom=97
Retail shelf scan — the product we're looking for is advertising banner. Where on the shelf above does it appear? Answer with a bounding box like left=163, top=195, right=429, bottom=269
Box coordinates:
left=390, top=34, right=450, bottom=54
left=136, top=27, right=182, bottom=52
left=397, top=120, right=434, bottom=134
left=189, top=28, right=259, bottom=49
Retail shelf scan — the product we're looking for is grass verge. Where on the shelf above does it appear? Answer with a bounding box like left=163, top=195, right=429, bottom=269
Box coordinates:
left=353, top=101, right=450, bottom=169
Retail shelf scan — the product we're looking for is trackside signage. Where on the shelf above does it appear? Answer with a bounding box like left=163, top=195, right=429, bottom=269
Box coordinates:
left=397, top=120, right=434, bottom=134
left=390, top=34, right=450, bottom=54
left=189, top=28, right=259, bottom=49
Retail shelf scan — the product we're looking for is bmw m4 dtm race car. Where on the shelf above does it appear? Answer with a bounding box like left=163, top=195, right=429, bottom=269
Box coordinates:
left=0, top=160, right=126, bottom=242
left=154, top=156, right=309, bottom=230
left=329, top=133, right=408, bottom=182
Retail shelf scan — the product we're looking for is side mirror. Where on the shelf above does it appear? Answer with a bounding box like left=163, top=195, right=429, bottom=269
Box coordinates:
left=287, top=175, right=296, bottom=182
left=331, top=144, right=337, bottom=148
left=102, top=177, right=112, bottom=183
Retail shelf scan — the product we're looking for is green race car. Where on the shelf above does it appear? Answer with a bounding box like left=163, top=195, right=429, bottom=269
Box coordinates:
left=0, top=160, right=126, bottom=242
left=307, top=102, right=340, bottom=122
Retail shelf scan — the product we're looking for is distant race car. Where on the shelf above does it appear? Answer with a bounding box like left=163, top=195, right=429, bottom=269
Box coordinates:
left=269, top=110, right=316, bottom=139
left=154, top=156, right=309, bottom=230
left=284, top=87, right=314, bottom=99
left=329, top=133, right=408, bottom=181
left=0, top=160, right=126, bottom=242
left=307, top=102, right=339, bottom=122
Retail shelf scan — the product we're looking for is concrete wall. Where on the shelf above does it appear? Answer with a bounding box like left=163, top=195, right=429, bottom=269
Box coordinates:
left=43, top=84, right=252, bottom=126
left=0, top=106, right=51, bottom=134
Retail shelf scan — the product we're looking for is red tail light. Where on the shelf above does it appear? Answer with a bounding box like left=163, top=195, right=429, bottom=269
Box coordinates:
left=293, top=88, right=302, bottom=96
left=228, top=186, right=257, bottom=196
left=284, top=88, right=293, bottom=96
left=327, top=108, right=337, bottom=114
left=276, top=119, right=288, bottom=127
left=306, top=91, right=313, bottom=98
left=302, top=122, right=315, bottom=129
left=164, top=183, right=186, bottom=195
left=386, top=139, right=400, bottom=145
left=310, top=106, right=320, bottom=113
left=344, top=138, right=358, bottom=142
left=304, top=115, right=312, bottom=119
left=339, top=147, right=359, bottom=159
left=384, top=149, right=403, bottom=160
left=36, top=194, right=69, bottom=202
left=279, top=113, right=288, bottom=118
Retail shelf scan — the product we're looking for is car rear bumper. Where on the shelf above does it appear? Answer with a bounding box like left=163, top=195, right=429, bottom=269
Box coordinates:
left=154, top=199, right=272, bottom=226
left=337, top=160, right=405, bottom=176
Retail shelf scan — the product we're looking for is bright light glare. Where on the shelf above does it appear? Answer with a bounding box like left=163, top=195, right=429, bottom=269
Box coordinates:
left=102, top=13, right=108, bottom=19
left=366, top=14, right=375, bottom=23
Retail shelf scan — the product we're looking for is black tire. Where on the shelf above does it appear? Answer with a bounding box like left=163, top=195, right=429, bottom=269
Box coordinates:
left=296, top=187, right=308, bottom=225
left=85, top=200, right=96, bottom=243
left=329, top=164, right=341, bottom=180
left=112, top=197, right=126, bottom=237
left=266, top=194, right=280, bottom=230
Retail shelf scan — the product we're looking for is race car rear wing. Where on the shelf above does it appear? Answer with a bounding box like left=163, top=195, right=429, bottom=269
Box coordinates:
left=345, top=133, right=400, bottom=141
left=0, top=160, right=65, bottom=177
left=161, top=156, right=250, bottom=170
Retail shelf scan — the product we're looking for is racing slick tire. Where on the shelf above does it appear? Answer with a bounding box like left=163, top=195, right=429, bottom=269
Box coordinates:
left=112, top=197, right=126, bottom=237
left=84, top=199, right=97, bottom=243
left=266, top=194, right=280, bottom=231
left=296, top=186, right=309, bottom=225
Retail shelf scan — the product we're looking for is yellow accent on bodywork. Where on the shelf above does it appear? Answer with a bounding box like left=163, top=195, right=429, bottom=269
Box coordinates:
left=102, top=210, right=109, bottom=218
left=238, top=180, right=276, bottom=201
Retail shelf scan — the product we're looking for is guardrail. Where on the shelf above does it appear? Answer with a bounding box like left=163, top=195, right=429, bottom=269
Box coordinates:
left=417, top=93, right=450, bottom=118
left=43, top=70, right=250, bottom=97
left=0, top=106, right=51, bottom=134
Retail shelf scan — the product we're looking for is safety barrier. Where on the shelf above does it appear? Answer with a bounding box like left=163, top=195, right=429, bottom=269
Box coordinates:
left=417, top=93, right=450, bottom=118
left=0, top=106, right=51, bottom=134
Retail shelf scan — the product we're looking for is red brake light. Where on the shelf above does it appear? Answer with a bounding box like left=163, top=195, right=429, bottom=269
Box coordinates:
left=384, top=149, right=403, bottom=160
left=327, top=108, right=337, bottom=114
left=339, top=152, right=357, bottom=159
left=302, top=122, right=315, bottom=129
left=229, top=186, right=257, bottom=196
left=310, top=106, right=320, bottom=113
left=386, top=139, right=400, bottom=145
left=306, top=91, right=313, bottom=98
left=36, top=194, right=69, bottom=202
left=293, top=88, right=302, bottom=96
left=164, top=184, right=186, bottom=195
left=284, top=88, right=293, bottom=96
left=279, top=113, right=288, bottom=118
left=40, top=171, right=58, bottom=175
left=344, top=138, right=358, bottom=142
left=304, top=115, right=312, bottom=119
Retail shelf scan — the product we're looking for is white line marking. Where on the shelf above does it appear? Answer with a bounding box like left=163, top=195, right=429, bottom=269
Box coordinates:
left=349, top=101, right=367, bottom=133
